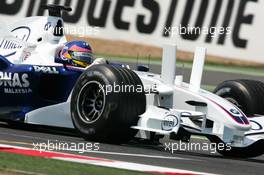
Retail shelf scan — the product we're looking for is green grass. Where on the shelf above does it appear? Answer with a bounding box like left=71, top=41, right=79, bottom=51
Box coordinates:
left=201, top=85, right=215, bottom=92
left=96, top=54, right=264, bottom=77
left=0, top=152, right=150, bottom=175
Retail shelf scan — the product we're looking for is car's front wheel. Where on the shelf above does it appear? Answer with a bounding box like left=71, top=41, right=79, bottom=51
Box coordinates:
left=71, top=64, right=146, bottom=143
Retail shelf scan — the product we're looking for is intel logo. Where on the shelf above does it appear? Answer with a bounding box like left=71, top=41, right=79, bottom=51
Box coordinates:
left=11, top=26, right=31, bottom=42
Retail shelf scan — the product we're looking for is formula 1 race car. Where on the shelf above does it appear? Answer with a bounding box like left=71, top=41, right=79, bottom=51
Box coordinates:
left=1, top=4, right=264, bottom=158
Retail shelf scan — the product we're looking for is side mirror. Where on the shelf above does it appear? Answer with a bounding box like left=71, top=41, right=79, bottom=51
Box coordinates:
left=137, top=65, right=149, bottom=72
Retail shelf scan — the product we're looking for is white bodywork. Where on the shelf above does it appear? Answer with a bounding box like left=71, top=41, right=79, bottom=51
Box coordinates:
left=0, top=16, right=65, bottom=65
left=1, top=13, right=264, bottom=150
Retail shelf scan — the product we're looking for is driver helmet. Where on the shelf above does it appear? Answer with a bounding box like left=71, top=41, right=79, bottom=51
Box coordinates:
left=60, top=40, right=94, bottom=68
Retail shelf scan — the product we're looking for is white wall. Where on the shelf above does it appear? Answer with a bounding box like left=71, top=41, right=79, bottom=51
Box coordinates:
left=0, top=0, right=263, bottom=63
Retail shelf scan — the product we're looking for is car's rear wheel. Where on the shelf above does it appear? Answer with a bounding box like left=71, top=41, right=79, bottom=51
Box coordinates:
left=71, top=64, right=146, bottom=143
left=214, top=79, right=264, bottom=116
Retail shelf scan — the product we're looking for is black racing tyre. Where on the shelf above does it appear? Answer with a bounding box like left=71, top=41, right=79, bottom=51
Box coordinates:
left=214, top=79, right=264, bottom=116
left=71, top=64, right=146, bottom=143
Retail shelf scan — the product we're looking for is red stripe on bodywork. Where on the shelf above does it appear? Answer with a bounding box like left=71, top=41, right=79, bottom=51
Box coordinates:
left=208, top=99, right=249, bottom=125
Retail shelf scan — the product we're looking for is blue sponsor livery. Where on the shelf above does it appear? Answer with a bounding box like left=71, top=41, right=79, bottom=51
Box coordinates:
left=0, top=55, right=83, bottom=122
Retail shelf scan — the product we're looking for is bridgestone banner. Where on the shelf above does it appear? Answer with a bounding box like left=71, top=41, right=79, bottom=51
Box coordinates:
left=0, top=0, right=263, bottom=63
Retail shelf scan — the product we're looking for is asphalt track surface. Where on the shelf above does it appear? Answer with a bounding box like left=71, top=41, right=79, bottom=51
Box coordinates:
left=1, top=63, right=264, bottom=175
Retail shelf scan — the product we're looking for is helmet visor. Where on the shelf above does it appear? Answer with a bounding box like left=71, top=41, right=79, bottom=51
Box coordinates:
left=69, top=51, right=94, bottom=65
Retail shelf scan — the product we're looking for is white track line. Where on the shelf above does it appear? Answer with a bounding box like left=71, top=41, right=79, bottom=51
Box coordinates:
left=71, top=149, right=194, bottom=160
left=0, top=139, right=193, bottom=161
left=0, top=144, right=217, bottom=175
left=0, top=132, right=195, bottom=161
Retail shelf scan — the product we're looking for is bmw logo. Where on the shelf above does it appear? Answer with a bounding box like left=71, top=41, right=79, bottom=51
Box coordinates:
left=230, top=108, right=240, bottom=115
